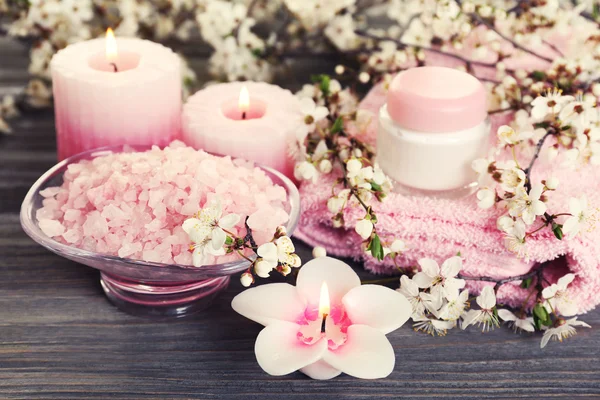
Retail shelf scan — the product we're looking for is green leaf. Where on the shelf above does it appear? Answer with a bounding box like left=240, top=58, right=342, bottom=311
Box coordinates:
left=331, top=117, right=343, bottom=133
left=560, top=125, right=571, bottom=131
left=531, top=71, right=546, bottom=81
left=552, top=223, right=564, bottom=240
left=533, top=303, right=550, bottom=324
left=456, top=251, right=462, bottom=257
left=319, top=75, right=331, bottom=97
left=251, top=48, right=263, bottom=58
left=370, top=234, right=384, bottom=260
left=520, top=277, right=533, bottom=289
left=370, top=181, right=382, bottom=192
left=225, top=236, right=234, bottom=245
left=594, top=2, right=600, bottom=19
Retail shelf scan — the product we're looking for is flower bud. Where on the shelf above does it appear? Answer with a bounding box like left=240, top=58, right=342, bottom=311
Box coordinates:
left=312, top=246, right=327, bottom=258
left=240, top=272, right=254, bottom=287
left=319, top=159, right=333, bottom=174
left=355, top=218, right=374, bottom=240
left=545, top=177, right=559, bottom=190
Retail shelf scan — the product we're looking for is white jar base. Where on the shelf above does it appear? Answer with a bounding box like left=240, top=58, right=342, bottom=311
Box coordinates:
left=392, top=180, right=478, bottom=199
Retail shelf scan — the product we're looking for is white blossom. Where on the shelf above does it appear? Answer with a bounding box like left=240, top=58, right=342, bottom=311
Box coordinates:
left=461, top=286, right=499, bottom=332
left=540, top=317, right=591, bottom=348
left=562, top=196, right=596, bottom=238
left=355, top=218, right=374, bottom=240
left=498, top=309, right=535, bottom=333
left=182, top=199, right=240, bottom=267
left=542, top=273, right=578, bottom=316
left=413, top=256, right=466, bottom=301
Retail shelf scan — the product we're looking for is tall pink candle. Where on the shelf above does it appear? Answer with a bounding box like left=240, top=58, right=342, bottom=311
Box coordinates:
left=51, top=30, right=181, bottom=160
left=182, top=81, right=303, bottom=179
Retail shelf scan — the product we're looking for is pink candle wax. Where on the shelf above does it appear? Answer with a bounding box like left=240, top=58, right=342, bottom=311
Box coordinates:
left=182, top=82, right=303, bottom=179
left=51, top=32, right=182, bottom=160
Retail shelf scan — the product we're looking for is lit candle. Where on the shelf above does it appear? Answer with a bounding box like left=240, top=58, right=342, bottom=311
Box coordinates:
left=51, top=29, right=182, bottom=160
left=232, top=257, right=412, bottom=380
left=377, top=66, right=490, bottom=198
left=182, top=81, right=303, bottom=179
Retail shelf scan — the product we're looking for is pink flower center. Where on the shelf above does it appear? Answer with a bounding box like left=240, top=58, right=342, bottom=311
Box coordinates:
left=296, top=305, right=352, bottom=350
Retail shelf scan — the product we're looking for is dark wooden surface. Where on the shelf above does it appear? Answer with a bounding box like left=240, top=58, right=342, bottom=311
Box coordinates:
left=1, top=38, right=600, bottom=400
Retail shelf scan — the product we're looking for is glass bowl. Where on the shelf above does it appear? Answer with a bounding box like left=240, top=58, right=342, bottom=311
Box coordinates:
left=20, top=146, right=300, bottom=318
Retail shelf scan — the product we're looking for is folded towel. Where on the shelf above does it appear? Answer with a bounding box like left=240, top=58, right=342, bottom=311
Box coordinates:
left=296, top=80, right=600, bottom=314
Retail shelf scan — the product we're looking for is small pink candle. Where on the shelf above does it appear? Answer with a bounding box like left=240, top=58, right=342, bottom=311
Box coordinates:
left=182, top=81, right=303, bottom=179
left=51, top=29, right=182, bottom=160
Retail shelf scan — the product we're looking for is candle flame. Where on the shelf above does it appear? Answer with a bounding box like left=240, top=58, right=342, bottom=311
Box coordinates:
left=319, top=282, right=330, bottom=317
left=105, top=28, right=118, bottom=62
left=238, top=85, right=250, bottom=113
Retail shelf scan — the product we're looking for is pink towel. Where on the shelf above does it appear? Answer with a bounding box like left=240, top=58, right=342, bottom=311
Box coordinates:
left=296, top=64, right=600, bottom=314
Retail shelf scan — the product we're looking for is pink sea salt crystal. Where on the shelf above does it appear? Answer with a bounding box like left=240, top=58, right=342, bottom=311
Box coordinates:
left=39, top=219, right=66, bottom=237
left=34, top=142, right=290, bottom=266
left=118, top=242, right=143, bottom=258
left=82, top=211, right=109, bottom=240
left=63, top=209, right=81, bottom=222
left=62, top=229, right=81, bottom=244
left=40, top=187, right=61, bottom=198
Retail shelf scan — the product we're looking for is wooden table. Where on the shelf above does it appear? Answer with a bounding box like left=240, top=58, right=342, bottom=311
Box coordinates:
left=1, top=39, right=599, bottom=399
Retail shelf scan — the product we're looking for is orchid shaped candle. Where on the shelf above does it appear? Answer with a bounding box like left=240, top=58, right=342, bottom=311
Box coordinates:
left=232, top=257, right=411, bottom=379
left=182, top=81, right=303, bottom=179
left=51, top=29, right=182, bottom=160
left=377, top=66, right=490, bottom=198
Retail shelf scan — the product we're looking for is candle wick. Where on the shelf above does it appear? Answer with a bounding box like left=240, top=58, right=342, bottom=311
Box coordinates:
left=320, top=314, right=328, bottom=334
left=242, top=111, right=246, bottom=120
left=110, top=62, right=118, bottom=73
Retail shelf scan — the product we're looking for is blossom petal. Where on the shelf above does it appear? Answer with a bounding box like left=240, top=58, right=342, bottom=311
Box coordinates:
left=515, top=318, right=535, bottom=332
left=300, top=360, right=342, bottom=380
left=476, top=286, right=496, bottom=309
left=276, top=236, right=296, bottom=256
left=461, top=309, right=482, bottom=329
left=323, top=325, right=395, bottom=379
left=232, top=283, right=307, bottom=326
left=557, top=273, right=575, bottom=289
left=497, top=309, right=517, bottom=322
left=342, top=285, right=412, bottom=334
left=219, top=213, right=240, bottom=230
left=418, top=258, right=440, bottom=277
left=211, top=227, right=226, bottom=251
left=440, top=256, right=462, bottom=278
left=257, top=242, right=278, bottom=263
left=412, top=272, right=435, bottom=289
left=296, top=257, right=360, bottom=306
left=192, top=246, right=209, bottom=267
left=182, top=218, right=211, bottom=243
left=255, top=321, right=327, bottom=376
left=562, top=217, right=579, bottom=235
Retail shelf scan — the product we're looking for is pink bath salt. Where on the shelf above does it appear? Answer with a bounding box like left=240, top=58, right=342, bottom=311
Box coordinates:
left=63, top=209, right=82, bottom=222
left=132, top=162, right=151, bottom=174
left=247, top=204, right=290, bottom=234
left=174, top=252, right=193, bottom=265
left=143, top=250, right=162, bottom=263
left=39, top=219, right=66, bottom=237
left=82, top=211, right=109, bottom=240
left=62, top=229, right=81, bottom=244
left=36, top=206, right=60, bottom=221
left=35, top=142, right=290, bottom=267
left=40, top=187, right=61, bottom=198
left=123, top=190, right=138, bottom=202
left=101, top=204, right=129, bottom=222
left=145, top=218, right=165, bottom=232
left=72, top=194, right=88, bottom=209
left=118, top=242, right=143, bottom=258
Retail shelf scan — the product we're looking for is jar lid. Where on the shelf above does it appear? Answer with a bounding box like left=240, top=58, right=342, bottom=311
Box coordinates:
left=386, top=66, right=488, bottom=133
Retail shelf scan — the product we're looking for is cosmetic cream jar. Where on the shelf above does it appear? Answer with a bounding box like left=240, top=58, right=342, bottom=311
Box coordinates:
left=377, top=66, right=490, bottom=198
